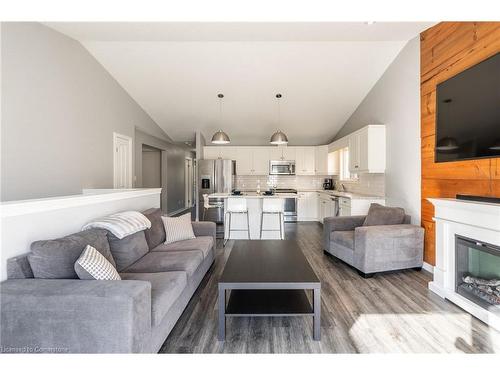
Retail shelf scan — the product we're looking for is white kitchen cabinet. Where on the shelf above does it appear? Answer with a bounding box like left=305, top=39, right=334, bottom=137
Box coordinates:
left=295, top=147, right=316, bottom=175
left=203, top=146, right=221, bottom=159
left=233, top=147, right=269, bottom=175
left=328, top=150, right=340, bottom=175
left=219, top=146, right=238, bottom=160
left=348, top=125, right=386, bottom=173
left=235, top=148, right=253, bottom=175
left=252, top=147, right=270, bottom=175
left=338, top=197, right=351, bottom=217
left=297, top=191, right=318, bottom=221
left=318, top=193, right=333, bottom=223
left=269, top=145, right=296, bottom=161
left=315, top=145, right=329, bottom=175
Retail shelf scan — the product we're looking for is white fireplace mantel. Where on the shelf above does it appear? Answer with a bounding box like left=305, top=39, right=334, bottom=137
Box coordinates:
left=428, top=198, right=500, bottom=330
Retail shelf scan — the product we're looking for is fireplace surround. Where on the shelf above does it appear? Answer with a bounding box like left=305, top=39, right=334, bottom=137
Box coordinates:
left=428, top=198, right=500, bottom=331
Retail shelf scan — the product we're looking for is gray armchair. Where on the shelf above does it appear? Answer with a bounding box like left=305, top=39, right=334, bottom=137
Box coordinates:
left=323, top=205, right=424, bottom=278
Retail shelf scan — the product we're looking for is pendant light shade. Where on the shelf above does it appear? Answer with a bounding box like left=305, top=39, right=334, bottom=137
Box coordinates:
left=270, top=130, right=289, bottom=145
left=436, top=137, right=459, bottom=151
left=211, top=93, right=230, bottom=144
left=270, top=93, right=289, bottom=145
left=211, top=130, right=230, bottom=144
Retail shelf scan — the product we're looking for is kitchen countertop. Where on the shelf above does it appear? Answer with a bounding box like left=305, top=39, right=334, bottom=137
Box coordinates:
left=310, top=190, right=385, bottom=200
left=208, top=192, right=297, bottom=199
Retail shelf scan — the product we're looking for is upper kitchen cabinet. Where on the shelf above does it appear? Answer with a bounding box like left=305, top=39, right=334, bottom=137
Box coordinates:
left=269, top=145, right=296, bottom=161
left=295, top=147, right=315, bottom=175
left=251, top=147, right=271, bottom=175
left=234, top=147, right=269, bottom=175
left=203, top=146, right=237, bottom=160
left=203, top=146, right=220, bottom=159
left=314, top=145, right=329, bottom=175
left=347, top=125, right=385, bottom=174
left=327, top=150, right=340, bottom=175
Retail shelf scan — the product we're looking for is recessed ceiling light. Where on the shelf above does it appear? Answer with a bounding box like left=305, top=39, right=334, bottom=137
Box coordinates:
left=365, top=21, right=375, bottom=25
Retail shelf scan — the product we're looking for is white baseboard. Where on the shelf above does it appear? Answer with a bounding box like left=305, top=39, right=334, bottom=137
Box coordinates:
left=422, top=262, right=434, bottom=274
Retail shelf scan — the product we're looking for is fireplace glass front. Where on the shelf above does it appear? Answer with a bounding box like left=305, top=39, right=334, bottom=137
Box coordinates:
left=455, top=235, right=500, bottom=310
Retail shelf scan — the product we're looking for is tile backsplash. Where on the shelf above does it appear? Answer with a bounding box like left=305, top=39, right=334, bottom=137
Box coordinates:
left=235, top=175, right=332, bottom=191
left=235, top=173, right=385, bottom=197
left=333, top=174, right=385, bottom=196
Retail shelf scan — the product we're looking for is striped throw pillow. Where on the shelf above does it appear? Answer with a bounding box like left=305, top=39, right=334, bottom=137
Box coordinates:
left=161, top=213, right=196, bottom=245
left=75, top=245, right=121, bottom=280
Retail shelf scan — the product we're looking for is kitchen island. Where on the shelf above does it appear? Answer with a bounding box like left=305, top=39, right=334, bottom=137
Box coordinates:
left=208, top=192, right=296, bottom=240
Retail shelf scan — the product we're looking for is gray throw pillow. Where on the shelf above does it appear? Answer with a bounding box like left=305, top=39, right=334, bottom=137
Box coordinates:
left=363, top=203, right=406, bottom=227
left=143, top=208, right=166, bottom=250
left=107, top=230, right=149, bottom=271
left=28, top=229, right=114, bottom=279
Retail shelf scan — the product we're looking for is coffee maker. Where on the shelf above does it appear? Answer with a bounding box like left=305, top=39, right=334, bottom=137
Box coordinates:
left=323, top=178, right=334, bottom=190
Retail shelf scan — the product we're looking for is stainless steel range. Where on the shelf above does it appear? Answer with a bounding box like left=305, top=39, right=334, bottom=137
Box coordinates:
left=274, top=188, right=297, bottom=222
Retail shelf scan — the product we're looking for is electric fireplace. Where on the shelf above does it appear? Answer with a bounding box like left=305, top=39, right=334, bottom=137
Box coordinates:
left=455, top=235, right=500, bottom=310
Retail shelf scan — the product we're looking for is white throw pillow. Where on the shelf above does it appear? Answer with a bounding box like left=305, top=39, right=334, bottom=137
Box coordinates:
left=162, top=213, right=196, bottom=245
left=74, top=245, right=121, bottom=280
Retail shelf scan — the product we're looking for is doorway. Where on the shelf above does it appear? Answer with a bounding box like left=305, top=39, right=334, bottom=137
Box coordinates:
left=185, top=157, right=194, bottom=209
left=142, top=145, right=162, bottom=188
left=113, top=132, right=133, bottom=188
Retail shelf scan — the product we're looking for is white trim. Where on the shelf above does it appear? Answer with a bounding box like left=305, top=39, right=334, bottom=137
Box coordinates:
left=113, top=132, right=133, bottom=189
left=1, top=189, right=161, bottom=218
left=422, top=262, right=434, bottom=274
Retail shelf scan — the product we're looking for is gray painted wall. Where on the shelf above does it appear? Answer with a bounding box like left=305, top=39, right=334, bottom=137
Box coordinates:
left=135, top=128, right=194, bottom=215
left=333, top=37, right=421, bottom=223
left=142, top=147, right=162, bottom=188
left=1, top=22, right=170, bottom=201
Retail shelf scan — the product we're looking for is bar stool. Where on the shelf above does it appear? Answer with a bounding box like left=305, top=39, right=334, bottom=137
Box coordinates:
left=202, top=194, right=221, bottom=220
left=224, top=198, right=250, bottom=246
left=260, top=198, right=284, bottom=240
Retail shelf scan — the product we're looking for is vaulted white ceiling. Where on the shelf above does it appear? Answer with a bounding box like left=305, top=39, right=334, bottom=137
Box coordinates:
left=46, top=22, right=433, bottom=145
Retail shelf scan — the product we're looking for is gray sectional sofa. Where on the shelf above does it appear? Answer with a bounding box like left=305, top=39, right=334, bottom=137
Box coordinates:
left=0, top=208, right=216, bottom=353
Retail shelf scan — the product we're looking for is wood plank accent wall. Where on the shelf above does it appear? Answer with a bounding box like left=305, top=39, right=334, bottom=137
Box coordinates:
left=420, top=22, right=500, bottom=265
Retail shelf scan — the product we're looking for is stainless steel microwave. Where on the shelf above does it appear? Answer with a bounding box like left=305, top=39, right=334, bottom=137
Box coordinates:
left=269, top=160, right=296, bottom=175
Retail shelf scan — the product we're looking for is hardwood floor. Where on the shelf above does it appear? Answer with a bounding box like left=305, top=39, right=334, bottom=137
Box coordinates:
left=159, top=222, right=500, bottom=353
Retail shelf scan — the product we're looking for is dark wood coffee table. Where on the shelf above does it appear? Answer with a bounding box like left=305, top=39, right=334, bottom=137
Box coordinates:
left=218, top=240, right=321, bottom=341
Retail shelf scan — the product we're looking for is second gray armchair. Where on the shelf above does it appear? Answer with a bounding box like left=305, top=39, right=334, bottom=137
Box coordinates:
left=323, top=204, right=424, bottom=278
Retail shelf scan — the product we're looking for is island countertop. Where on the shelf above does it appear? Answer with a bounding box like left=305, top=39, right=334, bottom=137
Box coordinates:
left=208, top=192, right=297, bottom=199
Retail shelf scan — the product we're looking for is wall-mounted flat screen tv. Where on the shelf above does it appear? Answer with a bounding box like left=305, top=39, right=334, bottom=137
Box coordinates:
left=435, top=52, right=500, bottom=163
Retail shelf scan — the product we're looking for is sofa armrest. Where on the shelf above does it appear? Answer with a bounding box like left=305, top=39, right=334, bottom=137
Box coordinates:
left=0, top=279, right=152, bottom=353
left=323, top=215, right=366, bottom=251
left=192, top=221, right=216, bottom=250
left=353, top=224, right=424, bottom=273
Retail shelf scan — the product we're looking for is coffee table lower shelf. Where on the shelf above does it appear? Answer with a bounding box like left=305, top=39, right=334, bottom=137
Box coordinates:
left=225, top=289, right=313, bottom=316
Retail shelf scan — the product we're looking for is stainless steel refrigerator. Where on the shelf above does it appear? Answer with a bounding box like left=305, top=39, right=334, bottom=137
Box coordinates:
left=198, top=159, right=235, bottom=238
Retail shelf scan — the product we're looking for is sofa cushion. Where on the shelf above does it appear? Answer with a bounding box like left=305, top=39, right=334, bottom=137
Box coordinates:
left=142, top=208, right=166, bottom=250
left=331, top=230, right=355, bottom=249
left=108, top=231, right=149, bottom=272
left=162, top=213, right=195, bottom=245
left=75, top=245, right=121, bottom=280
left=363, top=203, right=406, bottom=227
left=123, top=251, right=203, bottom=277
left=151, top=236, right=214, bottom=259
left=7, top=253, right=34, bottom=279
left=120, top=271, right=187, bottom=326
left=28, top=229, right=113, bottom=279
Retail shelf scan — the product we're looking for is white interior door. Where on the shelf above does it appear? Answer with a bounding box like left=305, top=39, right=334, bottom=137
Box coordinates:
left=113, top=132, right=133, bottom=189
left=185, top=158, right=194, bottom=208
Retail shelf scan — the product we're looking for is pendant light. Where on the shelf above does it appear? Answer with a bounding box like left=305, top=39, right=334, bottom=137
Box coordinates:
left=270, top=93, right=289, bottom=145
left=211, top=94, right=230, bottom=144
